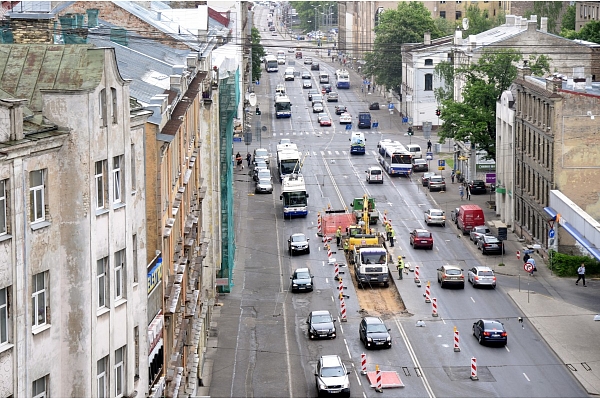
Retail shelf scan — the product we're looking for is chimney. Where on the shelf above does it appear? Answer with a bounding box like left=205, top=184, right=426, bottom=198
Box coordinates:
left=170, top=74, right=183, bottom=94
left=520, top=60, right=531, bottom=78
left=424, top=31, right=431, bottom=45
left=505, top=15, right=516, bottom=26
left=8, top=13, right=54, bottom=44
left=540, top=17, right=548, bottom=33
left=527, top=20, right=537, bottom=32
left=157, top=11, right=162, bottom=21
left=546, top=77, right=562, bottom=93
left=454, top=28, right=462, bottom=45
left=0, top=99, right=28, bottom=142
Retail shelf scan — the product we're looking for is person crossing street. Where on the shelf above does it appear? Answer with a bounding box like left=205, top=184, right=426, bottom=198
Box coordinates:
left=576, top=263, right=587, bottom=286
left=397, top=256, right=404, bottom=279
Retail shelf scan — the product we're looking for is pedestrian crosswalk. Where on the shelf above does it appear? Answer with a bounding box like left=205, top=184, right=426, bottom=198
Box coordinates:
left=271, top=130, right=381, bottom=137
left=299, top=150, right=380, bottom=157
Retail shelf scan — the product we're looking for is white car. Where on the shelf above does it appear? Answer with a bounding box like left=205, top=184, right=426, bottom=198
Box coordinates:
left=277, top=57, right=286, bottom=65
left=312, top=102, right=324, bottom=113
left=424, top=208, right=446, bottom=226
left=302, top=79, right=312, bottom=88
left=339, top=112, right=352, bottom=124
left=467, top=266, right=497, bottom=288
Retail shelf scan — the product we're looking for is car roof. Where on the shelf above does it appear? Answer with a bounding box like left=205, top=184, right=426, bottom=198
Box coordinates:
left=414, top=229, right=430, bottom=233
left=320, top=354, right=342, bottom=367
left=442, top=265, right=461, bottom=270
left=294, top=267, right=310, bottom=274
left=368, top=166, right=382, bottom=171
left=427, top=208, right=443, bottom=213
left=363, top=316, right=384, bottom=324
left=473, top=266, right=493, bottom=272
left=311, top=310, right=331, bottom=316
left=414, top=158, right=426, bottom=163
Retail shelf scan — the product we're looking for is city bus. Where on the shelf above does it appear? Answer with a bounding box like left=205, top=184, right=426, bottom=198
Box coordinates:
left=349, top=132, right=365, bottom=155
left=265, top=55, right=278, bottom=72
left=280, top=173, right=309, bottom=218
left=380, top=141, right=412, bottom=176
left=336, top=69, right=350, bottom=89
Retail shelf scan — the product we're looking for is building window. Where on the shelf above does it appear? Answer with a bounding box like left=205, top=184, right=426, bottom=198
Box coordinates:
left=32, top=272, right=47, bottom=328
left=132, top=234, right=138, bottom=283
left=424, top=59, right=433, bottom=66
left=115, top=346, right=125, bottom=397
left=0, top=179, right=6, bottom=235
left=456, top=11, right=462, bottom=19
left=32, top=375, right=48, bottom=398
left=97, top=356, right=108, bottom=398
left=114, top=249, right=125, bottom=300
left=440, top=10, right=446, bottom=18
left=424, top=73, right=433, bottom=91
left=99, top=88, right=107, bottom=127
left=113, top=155, right=123, bottom=204
left=0, top=287, right=8, bottom=345
left=97, top=257, right=108, bottom=309
left=95, top=160, right=107, bottom=210
left=29, top=170, right=45, bottom=223
left=130, top=144, right=136, bottom=192
left=111, top=88, right=118, bottom=124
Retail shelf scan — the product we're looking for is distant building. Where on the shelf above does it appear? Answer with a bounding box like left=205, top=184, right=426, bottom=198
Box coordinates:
left=576, top=1, right=600, bottom=31
left=423, top=0, right=507, bottom=26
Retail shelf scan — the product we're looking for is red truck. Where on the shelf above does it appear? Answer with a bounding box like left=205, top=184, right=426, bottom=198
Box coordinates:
left=457, top=205, right=485, bottom=235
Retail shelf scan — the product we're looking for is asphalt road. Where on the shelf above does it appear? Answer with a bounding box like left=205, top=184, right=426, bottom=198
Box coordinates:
left=206, top=5, right=589, bottom=398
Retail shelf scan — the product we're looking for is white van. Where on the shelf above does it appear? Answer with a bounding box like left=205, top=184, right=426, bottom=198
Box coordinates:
left=277, top=50, right=285, bottom=58
left=319, top=72, right=329, bottom=83
left=284, top=67, right=295, bottom=81
left=366, top=166, right=383, bottom=183
left=406, top=144, right=422, bottom=159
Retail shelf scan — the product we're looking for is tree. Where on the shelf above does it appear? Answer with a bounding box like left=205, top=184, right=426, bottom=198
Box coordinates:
left=433, top=60, right=454, bottom=104
left=574, top=20, right=600, bottom=44
left=363, top=2, right=443, bottom=95
left=434, top=17, right=456, bottom=37
left=438, top=50, right=524, bottom=160
left=561, top=4, right=576, bottom=32
left=523, top=1, right=567, bottom=34
left=251, top=27, right=265, bottom=82
left=462, top=4, right=505, bottom=36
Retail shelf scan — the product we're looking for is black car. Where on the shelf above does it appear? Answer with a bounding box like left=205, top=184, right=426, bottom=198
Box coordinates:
left=369, top=102, right=380, bottom=110
left=307, top=310, right=336, bottom=340
left=335, top=105, right=347, bottom=115
left=321, top=84, right=332, bottom=94
left=359, top=316, right=392, bottom=349
left=412, top=158, right=428, bottom=172
left=469, top=180, right=487, bottom=194
left=307, top=89, right=319, bottom=101
left=288, top=233, right=310, bottom=255
left=477, top=235, right=505, bottom=255
left=472, top=319, right=507, bottom=346
left=290, top=267, right=314, bottom=292
left=311, top=62, right=320, bottom=71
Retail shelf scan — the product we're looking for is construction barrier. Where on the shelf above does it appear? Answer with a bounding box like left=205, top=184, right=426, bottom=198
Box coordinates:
left=432, top=297, right=438, bottom=317
left=425, top=281, right=431, bottom=303
left=383, top=211, right=388, bottom=226
left=340, top=298, right=347, bottom=322
left=317, top=213, right=322, bottom=235
left=327, top=245, right=332, bottom=259
left=361, top=353, right=367, bottom=375
left=375, top=365, right=383, bottom=393
left=334, top=263, right=339, bottom=280
left=516, top=250, right=520, bottom=260
left=471, top=357, right=478, bottom=380
left=414, top=266, right=421, bottom=285
left=454, top=327, right=460, bottom=352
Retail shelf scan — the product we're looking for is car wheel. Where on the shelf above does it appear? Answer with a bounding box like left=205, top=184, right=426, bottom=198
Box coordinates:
left=440, top=281, right=444, bottom=288
left=307, top=247, right=310, bottom=254
left=429, top=246, right=433, bottom=250
left=478, top=335, right=483, bottom=345
left=460, top=283, right=465, bottom=289
left=442, top=223, right=445, bottom=227
left=383, top=282, right=389, bottom=288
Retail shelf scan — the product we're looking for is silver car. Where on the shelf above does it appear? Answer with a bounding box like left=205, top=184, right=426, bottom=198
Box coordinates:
left=314, top=355, right=350, bottom=397
left=255, top=177, right=273, bottom=194
left=470, top=226, right=491, bottom=244
left=424, top=208, right=445, bottom=226
left=467, top=266, right=497, bottom=288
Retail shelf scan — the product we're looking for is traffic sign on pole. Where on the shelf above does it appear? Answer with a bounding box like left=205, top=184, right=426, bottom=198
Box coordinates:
left=548, top=229, right=555, bottom=239
left=345, top=124, right=352, bottom=130
left=524, top=262, right=534, bottom=273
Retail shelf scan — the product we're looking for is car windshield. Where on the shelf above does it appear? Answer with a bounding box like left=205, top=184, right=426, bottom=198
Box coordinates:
left=292, top=234, right=306, bottom=242
left=484, top=321, right=504, bottom=330
left=367, top=323, right=388, bottom=333
left=312, top=314, right=332, bottom=324
left=255, top=149, right=268, bottom=157
left=478, top=270, right=494, bottom=276
left=295, top=271, right=310, bottom=279
left=321, top=366, right=345, bottom=378
left=322, top=117, right=330, bottom=121
left=370, top=170, right=381, bottom=175
left=430, top=177, right=443, bottom=183
left=417, top=232, right=431, bottom=238
left=445, top=269, right=461, bottom=275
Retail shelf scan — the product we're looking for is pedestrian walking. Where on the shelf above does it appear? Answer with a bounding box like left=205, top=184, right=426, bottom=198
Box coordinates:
left=427, top=140, right=432, bottom=152
left=367, top=84, right=371, bottom=92
left=336, top=226, right=342, bottom=247
left=246, top=152, right=252, bottom=167
left=397, top=256, right=404, bottom=279
left=389, top=228, right=395, bottom=247
left=576, top=263, right=587, bottom=286
left=451, top=170, right=455, bottom=184
left=235, top=152, right=243, bottom=170
left=466, top=185, right=471, bottom=200
left=523, top=253, right=531, bottom=264
left=459, top=184, right=464, bottom=201
left=528, top=256, right=537, bottom=275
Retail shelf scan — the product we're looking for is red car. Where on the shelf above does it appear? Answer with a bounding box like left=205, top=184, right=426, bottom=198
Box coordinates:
left=410, top=229, right=433, bottom=249
left=319, top=116, right=332, bottom=126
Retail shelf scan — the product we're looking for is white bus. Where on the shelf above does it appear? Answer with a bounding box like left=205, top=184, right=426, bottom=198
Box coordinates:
left=336, top=69, right=350, bottom=89
left=277, top=144, right=301, bottom=182
left=379, top=140, right=412, bottom=176
left=280, top=173, right=309, bottom=218
left=274, top=95, right=292, bottom=118
left=349, top=132, right=365, bottom=155
left=265, top=55, right=278, bottom=72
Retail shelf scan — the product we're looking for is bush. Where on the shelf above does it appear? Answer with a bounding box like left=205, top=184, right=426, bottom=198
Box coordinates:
left=549, top=250, right=600, bottom=277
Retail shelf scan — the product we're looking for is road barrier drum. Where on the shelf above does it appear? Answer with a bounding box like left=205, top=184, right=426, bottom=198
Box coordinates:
left=414, top=266, right=420, bottom=284
left=425, top=281, right=431, bottom=303
left=361, top=353, right=367, bottom=375
left=432, top=297, right=438, bottom=317
left=334, top=263, right=339, bottom=280
left=471, top=357, right=478, bottom=380
left=317, top=213, right=322, bottom=235
left=340, top=298, right=347, bottom=322
left=516, top=250, right=520, bottom=260
left=454, top=327, right=460, bottom=352
left=375, top=365, right=383, bottom=392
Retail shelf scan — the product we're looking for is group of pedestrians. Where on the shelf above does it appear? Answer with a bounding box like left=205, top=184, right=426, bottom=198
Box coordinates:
left=459, top=183, right=471, bottom=201
left=235, top=151, right=253, bottom=170
left=385, top=221, right=395, bottom=247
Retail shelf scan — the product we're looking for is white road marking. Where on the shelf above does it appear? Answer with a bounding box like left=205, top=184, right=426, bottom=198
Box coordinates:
left=523, top=373, right=530, bottom=382
left=505, top=346, right=510, bottom=352
left=344, top=339, right=351, bottom=358
left=471, top=297, right=475, bottom=303
left=353, top=367, right=362, bottom=386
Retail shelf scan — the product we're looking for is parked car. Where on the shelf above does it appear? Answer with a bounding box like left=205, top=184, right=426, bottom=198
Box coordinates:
left=472, top=319, right=507, bottom=346
left=421, top=172, right=435, bottom=187
left=311, top=62, right=320, bottom=71
left=424, top=209, right=446, bottom=227
left=302, top=79, right=312, bottom=89
left=369, top=102, right=380, bottom=110
left=410, top=229, right=433, bottom=249
left=288, top=233, right=310, bottom=255
left=339, top=112, right=352, bottom=124
left=359, top=316, right=392, bottom=349
left=312, top=102, right=324, bottom=113
left=314, top=355, right=350, bottom=397
left=477, top=235, right=505, bottom=255
left=307, top=89, right=319, bottom=101
left=255, top=177, right=273, bottom=194
left=253, top=168, right=271, bottom=182
left=253, top=148, right=270, bottom=164
left=428, top=175, right=446, bottom=192
left=327, top=91, right=338, bottom=102
left=335, top=105, right=347, bottom=115
left=412, top=158, right=428, bottom=172
left=307, top=310, right=336, bottom=340
left=451, top=207, right=460, bottom=224
left=470, top=226, right=491, bottom=244
left=467, top=266, right=496, bottom=288
left=469, top=180, right=487, bottom=194
left=319, top=115, right=332, bottom=126
left=290, top=267, right=314, bottom=292
left=366, top=166, right=383, bottom=184
left=437, top=265, right=465, bottom=288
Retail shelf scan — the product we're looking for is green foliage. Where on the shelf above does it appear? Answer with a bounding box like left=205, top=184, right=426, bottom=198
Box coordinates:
left=434, top=17, right=456, bottom=36
left=561, top=4, right=576, bottom=32
left=575, top=20, right=600, bottom=44
left=251, top=27, right=265, bottom=82
left=549, top=250, right=600, bottom=277
left=290, top=1, right=337, bottom=33
left=463, top=4, right=504, bottom=36
left=439, top=49, right=523, bottom=159
left=528, top=54, right=552, bottom=76
left=434, top=60, right=454, bottom=104
left=523, top=1, right=565, bottom=34
left=364, top=2, right=443, bottom=95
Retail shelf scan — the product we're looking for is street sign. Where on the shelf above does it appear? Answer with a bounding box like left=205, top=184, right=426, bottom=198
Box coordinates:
left=548, top=229, right=555, bottom=239
left=426, top=151, right=433, bottom=160
left=524, top=262, right=534, bottom=273
left=402, top=117, right=408, bottom=123
left=388, top=103, right=394, bottom=110
left=345, top=124, right=352, bottom=130
left=372, top=122, right=379, bottom=128
left=438, top=160, right=446, bottom=167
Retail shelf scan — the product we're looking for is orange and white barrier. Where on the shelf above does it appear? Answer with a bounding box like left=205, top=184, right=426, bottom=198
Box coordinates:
left=383, top=212, right=388, bottom=226
left=432, top=297, right=438, bottom=317
left=516, top=250, right=521, bottom=260
left=375, top=365, right=383, bottom=392
left=317, top=213, right=322, bottom=235
left=361, top=353, right=367, bottom=375
left=470, top=357, right=478, bottom=380
left=454, top=327, right=460, bottom=352
left=327, top=245, right=332, bottom=259
left=425, top=281, right=431, bottom=303
left=414, top=266, right=421, bottom=284
left=334, top=263, right=339, bottom=280
left=340, top=298, right=347, bottom=322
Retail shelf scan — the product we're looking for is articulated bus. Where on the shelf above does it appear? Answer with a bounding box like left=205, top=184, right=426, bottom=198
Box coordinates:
left=265, top=55, right=278, bottom=72
left=277, top=143, right=301, bottom=181
left=378, top=140, right=412, bottom=176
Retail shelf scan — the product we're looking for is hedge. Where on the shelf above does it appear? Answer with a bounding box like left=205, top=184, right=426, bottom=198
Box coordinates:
left=548, top=250, right=600, bottom=277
